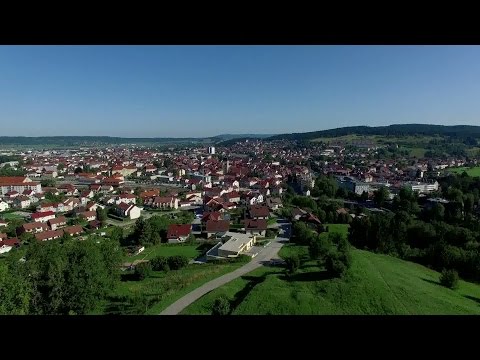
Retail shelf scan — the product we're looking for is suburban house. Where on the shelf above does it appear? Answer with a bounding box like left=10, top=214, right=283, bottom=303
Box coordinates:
left=78, top=211, right=97, bottom=222
left=299, top=212, right=323, bottom=230
left=244, top=219, right=267, bottom=237
left=115, top=193, right=137, bottom=205
left=167, top=224, right=192, bottom=243
left=0, top=220, right=7, bottom=227
left=35, top=229, right=64, bottom=241
left=0, top=233, right=6, bottom=240
left=0, top=200, right=9, bottom=212
left=115, top=203, right=141, bottom=219
left=30, top=211, right=56, bottom=223
left=0, top=238, right=19, bottom=254
left=248, top=205, right=270, bottom=220
left=0, top=176, right=42, bottom=196
left=89, top=220, right=102, bottom=230
left=266, top=197, right=283, bottom=211
left=48, top=216, right=67, bottom=231
left=148, top=196, right=179, bottom=209
left=205, top=219, right=230, bottom=238
left=13, top=195, right=31, bottom=209
left=216, top=232, right=257, bottom=258
left=63, top=225, right=84, bottom=237
left=19, top=222, right=49, bottom=234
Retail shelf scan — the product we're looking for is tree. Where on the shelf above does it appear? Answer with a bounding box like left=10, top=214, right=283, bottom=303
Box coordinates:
left=134, top=262, right=152, bottom=281
left=41, top=178, right=56, bottom=187
left=151, top=256, right=169, bottom=271
left=431, top=203, right=445, bottom=221
left=19, top=232, right=35, bottom=244
left=0, top=262, right=31, bottom=315
left=373, top=186, right=389, bottom=207
left=168, top=255, right=189, bottom=270
left=96, top=207, right=107, bottom=223
left=284, top=254, right=301, bottom=274
left=212, top=295, right=231, bottom=315
left=440, top=269, right=459, bottom=290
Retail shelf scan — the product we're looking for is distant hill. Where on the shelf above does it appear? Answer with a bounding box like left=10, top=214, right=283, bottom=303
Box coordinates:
left=268, top=124, right=480, bottom=141
left=0, top=133, right=275, bottom=147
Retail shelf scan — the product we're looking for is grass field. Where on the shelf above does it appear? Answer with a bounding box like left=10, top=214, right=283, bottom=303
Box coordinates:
left=123, top=243, right=201, bottom=263
left=448, top=166, right=480, bottom=177
left=182, top=247, right=480, bottom=315
left=1, top=212, right=26, bottom=220
left=93, top=261, right=244, bottom=315
left=405, top=147, right=427, bottom=158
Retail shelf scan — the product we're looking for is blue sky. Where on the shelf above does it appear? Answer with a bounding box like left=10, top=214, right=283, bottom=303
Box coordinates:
left=1, top=45, right=480, bottom=137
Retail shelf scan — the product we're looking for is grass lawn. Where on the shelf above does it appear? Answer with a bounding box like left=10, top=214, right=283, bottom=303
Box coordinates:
left=123, top=243, right=201, bottom=263
left=449, top=166, right=480, bottom=177
left=93, top=261, right=245, bottom=315
left=322, top=223, right=349, bottom=238
left=406, top=147, right=427, bottom=158
left=1, top=212, right=26, bottom=220
left=182, top=245, right=480, bottom=315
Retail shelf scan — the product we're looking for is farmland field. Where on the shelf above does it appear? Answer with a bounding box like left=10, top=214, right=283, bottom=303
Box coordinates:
left=448, top=166, right=480, bottom=177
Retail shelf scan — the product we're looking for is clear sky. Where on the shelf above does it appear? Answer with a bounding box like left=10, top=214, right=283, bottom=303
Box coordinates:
left=1, top=45, right=480, bottom=137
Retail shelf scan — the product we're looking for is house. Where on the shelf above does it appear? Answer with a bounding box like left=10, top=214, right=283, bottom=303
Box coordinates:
left=30, top=211, right=56, bottom=223
left=244, top=219, right=267, bottom=237
left=115, top=203, right=141, bottom=220
left=266, top=197, right=283, bottom=211
left=13, top=195, right=31, bottom=209
left=0, top=233, right=6, bottom=240
left=0, top=238, right=19, bottom=254
left=205, top=220, right=230, bottom=238
left=19, top=222, right=49, bottom=234
left=0, top=219, right=7, bottom=227
left=57, top=184, right=79, bottom=196
left=216, top=232, right=256, bottom=258
left=299, top=212, right=322, bottom=230
left=291, top=207, right=307, bottom=220
left=48, top=216, right=67, bottom=231
left=0, top=200, right=10, bottom=212
left=0, top=176, right=42, bottom=196
left=35, top=229, right=64, bottom=241
left=148, top=196, right=179, bottom=209
left=167, top=224, right=192, bottom=243
left=115, top=193, right=137, bottom=205
left=89, top=220, right=102, bottom=230
left=78, top=211, right=97, bottom=222
left=223, top=191, right=241, bottom=203
left=248, top=205, right=270, bottom=220
left=63, top=225, right=84, bottom=237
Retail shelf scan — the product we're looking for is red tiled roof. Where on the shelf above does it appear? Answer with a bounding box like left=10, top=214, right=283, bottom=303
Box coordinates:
left=48, top=216, right=67, bottom=225
left=205, top=220, right=230, bottom=233
left=21, top=222, right=49, bottom=231
left=31, top=211, right=55, bottom=219
left=244, top=219, right=268, bottom=231
left=248, top=205, right=270, bottom=218
left=35, top=230, right=64, bottom=241
left=63, top=225, right=84, bottom=235
left=167, top=224, right=191, bottom=239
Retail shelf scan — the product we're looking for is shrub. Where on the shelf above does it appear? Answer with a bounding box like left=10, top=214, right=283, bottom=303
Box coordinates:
left=134, top=262, right=152, bottom=280
left=150, top=256, right=169, bottom=272
left=212, top=295, right=231, bottom=315
left=325, top=251, right=348, bottom=278
left=265, top=229, right=277, bottom=238
left=284, top=254, right=301, bottom=274
left=440, top=269, right=459, bottom=289
left=168, top=255, right=189, bottom=270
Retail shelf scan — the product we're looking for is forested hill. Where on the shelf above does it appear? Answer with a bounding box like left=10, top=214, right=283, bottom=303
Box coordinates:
left=268, top=124, right=480, bottom=141
left=0, top=134, right=275, bottom=147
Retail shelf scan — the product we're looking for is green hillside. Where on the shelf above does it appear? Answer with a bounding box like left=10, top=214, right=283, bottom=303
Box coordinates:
left=182, top=247, right=480, bottom=315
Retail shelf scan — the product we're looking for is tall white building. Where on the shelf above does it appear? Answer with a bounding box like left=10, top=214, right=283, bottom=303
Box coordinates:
left=208, top=146, right=216, bottom=155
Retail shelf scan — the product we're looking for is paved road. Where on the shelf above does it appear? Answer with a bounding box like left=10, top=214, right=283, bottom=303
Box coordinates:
left=159, top=236, right=287, bottom=315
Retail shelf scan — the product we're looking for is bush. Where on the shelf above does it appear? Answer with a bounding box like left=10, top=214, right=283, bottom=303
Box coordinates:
left=325, top=251, right=348, bottom=278
left=440, top=269, right=459, bottom=289
left=134, top=262, right=152, bottom=280
left=168, top=255, right=189, bottom=270
left=212, top=295, right=231, bottom=315
left=265, top=229, right=277, bottom=238
left=284, top=254, right=301, bottom=274
left=150, top=256, right=169, bottom=272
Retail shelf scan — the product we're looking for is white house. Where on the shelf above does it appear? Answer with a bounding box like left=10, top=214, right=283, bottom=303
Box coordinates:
left=116, top=203, right=141, bottom=220
left=0, top=201, right=9, bottom=212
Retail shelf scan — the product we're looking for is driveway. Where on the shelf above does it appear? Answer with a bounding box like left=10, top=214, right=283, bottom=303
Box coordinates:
left=159, top=236, right=287, bottom=315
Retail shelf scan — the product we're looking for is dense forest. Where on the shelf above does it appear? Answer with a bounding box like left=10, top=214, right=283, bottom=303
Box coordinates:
left=269, top=124, right=480, bottom=141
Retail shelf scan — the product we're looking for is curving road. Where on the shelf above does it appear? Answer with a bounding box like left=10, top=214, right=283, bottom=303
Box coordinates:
left=159, top=235, right=288, bottom=315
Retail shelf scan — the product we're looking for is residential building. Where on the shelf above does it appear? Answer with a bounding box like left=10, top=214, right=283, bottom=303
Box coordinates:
left=244, top=219, right=267, bottom=237
left=48, top=216, right=67, bottom=231
left=217, top=232, right=256, bottom=258
left=115, top=203, right=141, bottom=219
left=30, top=211, right=56, bottom=223
left=167, top=224, right=192, bottom=243
left=35, top=229, right=64, bottom=241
